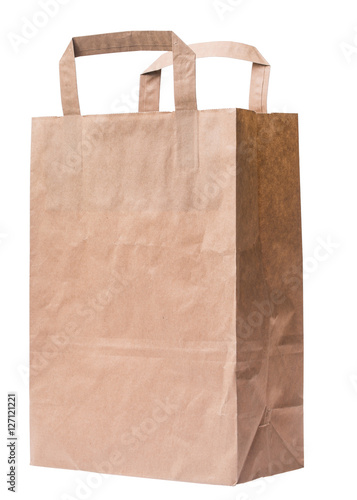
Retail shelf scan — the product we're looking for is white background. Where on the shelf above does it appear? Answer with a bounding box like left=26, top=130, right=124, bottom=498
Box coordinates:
left=1, top=0, right=357, bottom=499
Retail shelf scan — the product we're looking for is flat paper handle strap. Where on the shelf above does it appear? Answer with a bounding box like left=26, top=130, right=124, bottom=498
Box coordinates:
left=139, top=41, right=270, bottom=113
left=60, top=31, right=197, bottom=115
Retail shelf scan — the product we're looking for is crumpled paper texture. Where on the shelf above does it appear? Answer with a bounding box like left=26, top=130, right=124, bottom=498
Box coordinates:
left=30, top=108, right=303, bottom=485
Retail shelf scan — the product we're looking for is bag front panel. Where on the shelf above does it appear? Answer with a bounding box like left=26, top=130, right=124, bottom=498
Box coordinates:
left=30, top=109, right=239, bottom=485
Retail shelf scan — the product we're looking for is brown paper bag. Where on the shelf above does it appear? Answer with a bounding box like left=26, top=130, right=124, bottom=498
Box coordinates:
left=30, top=31, right=303, bottom=485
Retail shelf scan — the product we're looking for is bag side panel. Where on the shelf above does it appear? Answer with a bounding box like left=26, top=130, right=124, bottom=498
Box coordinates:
left=236, top=111, right=303, bottom=483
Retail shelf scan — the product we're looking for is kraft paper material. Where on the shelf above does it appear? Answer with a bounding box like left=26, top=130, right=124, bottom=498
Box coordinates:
left=30, top=31, right=303, bottom=485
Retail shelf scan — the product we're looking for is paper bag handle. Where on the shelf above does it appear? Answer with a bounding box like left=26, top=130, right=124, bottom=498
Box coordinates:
left=60, top=31, right=197, bottom=115
left=139, top=41, right=270, bottom=114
